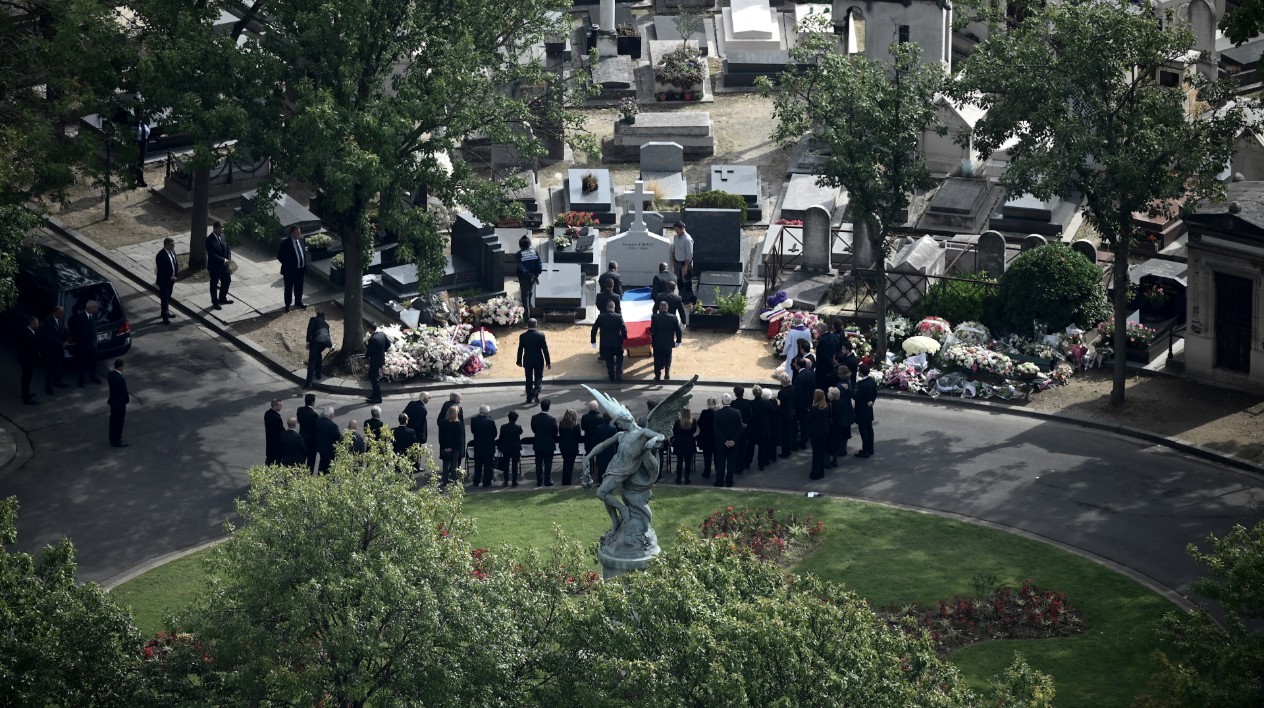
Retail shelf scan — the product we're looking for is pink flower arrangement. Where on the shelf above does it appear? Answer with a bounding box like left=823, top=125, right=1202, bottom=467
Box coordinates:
left=917, top=316, right=953, bottom=341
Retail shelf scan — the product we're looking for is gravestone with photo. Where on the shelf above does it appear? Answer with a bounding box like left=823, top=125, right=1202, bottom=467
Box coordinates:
left=684, top=208, right=745, bottom=274
left=707, top=165, right=762, bottom=222
left=640, top=142, right=687, bottom=204
left=977, top=230, right=1007, bottom=279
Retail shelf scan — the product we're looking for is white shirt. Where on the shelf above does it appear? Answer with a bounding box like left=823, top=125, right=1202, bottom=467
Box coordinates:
left=293, top=238, right=305, bottom=268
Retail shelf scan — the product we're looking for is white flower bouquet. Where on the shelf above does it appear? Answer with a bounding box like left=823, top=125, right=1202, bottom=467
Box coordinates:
left=885, top=315, right=912, bottom=345
left=917, top=316, right=953, bottom=341
left=1014, top=362, right=1041, bottom=377
left=952, top=321, right=991, bottom=346
left=940, top=344, right=1015, bottom=376
left=482, top=296, right=525, bottom=327
left=902, top=335, right=941, bottom=356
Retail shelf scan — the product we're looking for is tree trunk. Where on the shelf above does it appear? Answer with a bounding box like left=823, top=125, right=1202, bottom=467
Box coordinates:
left=1109, top=218, right=1132, bottom=407
left=870, top=217, right=888, bottom=362
left=338, top=222, right=367, bottom=363
left=188, top=164, right=210, bottom=271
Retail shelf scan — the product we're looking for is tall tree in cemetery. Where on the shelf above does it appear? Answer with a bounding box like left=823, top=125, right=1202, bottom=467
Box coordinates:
left=127, top=0, right=274, bottom=270
left=241, top=0, right=592, bottom=360
left=956, top=0, right=1253, bottom=406
left=759, top=17, right=945, bottom=358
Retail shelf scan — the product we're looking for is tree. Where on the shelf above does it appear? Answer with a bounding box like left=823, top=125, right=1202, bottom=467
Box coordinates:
left=1138, top=522, right=1264, bottom=707
left=0, top=206, right=41, bottom=310
left=956, top=0, right=1252, bottom=406
left=126, top=0, right=275, bottom=270
left=0, top=0, right=132, bottom=204
left=0, top=497, right=144, bottom=705
left=1221, top=0, right=1264, bottom=46
left=995, top=243, right=1109, bottom=332
left=759, top=17, right=946, bottom=358
left=238, top=0, right=593, bottom=361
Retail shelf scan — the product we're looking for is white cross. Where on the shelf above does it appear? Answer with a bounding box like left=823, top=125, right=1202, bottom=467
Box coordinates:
left=621, top=180, right=650, bottom=233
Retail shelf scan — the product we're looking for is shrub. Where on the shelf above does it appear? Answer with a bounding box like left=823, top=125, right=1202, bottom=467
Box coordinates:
left=714, top=290, right=748, bottom=317
left=656, top=44, right=704, bottom=90
left=698, top=506, right=824, bottom=564
left=330, top=253, right=345, bottom=270
left=305, top=233, right=333, bottom=250
left=917, top=273, right=998, bottom=326
left=996, top=244, right=1109, bottom=332
left=684, top=189, right=749, bottom=222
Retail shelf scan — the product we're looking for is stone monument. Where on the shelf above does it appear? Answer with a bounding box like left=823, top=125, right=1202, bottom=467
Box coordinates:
left=581, top=376, right=698, bottom=579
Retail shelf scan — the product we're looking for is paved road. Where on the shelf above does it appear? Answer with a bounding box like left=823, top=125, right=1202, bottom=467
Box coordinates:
left=0, top=232, right=1261, bottom=604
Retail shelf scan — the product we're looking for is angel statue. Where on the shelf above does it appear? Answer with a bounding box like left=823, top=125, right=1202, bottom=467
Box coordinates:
left=581, top=376, right=697, bottom=560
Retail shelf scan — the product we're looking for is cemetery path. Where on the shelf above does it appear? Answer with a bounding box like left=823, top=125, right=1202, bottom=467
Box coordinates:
left=0, top=232, right=1260, bottom=611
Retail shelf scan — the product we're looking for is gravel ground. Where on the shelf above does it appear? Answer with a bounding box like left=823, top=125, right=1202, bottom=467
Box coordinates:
left=235, top=301, right=350, bottom=371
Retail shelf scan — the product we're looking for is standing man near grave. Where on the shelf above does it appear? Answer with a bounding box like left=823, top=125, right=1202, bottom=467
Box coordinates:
left=649, top=300, right=682, bottom=382
left=651, top=263, right=677, bottom=299
left=598, top=261, right=623, bottom=296
left=18, top=316, right=39, bottom=405
left=530, top=398, right=559, bottom=487
left=793, top=357, right=817, bottom=450
left=712, top=393, right=742, bottom=488
left=595, top=277, right=621, bottom=315
left=836, top=340, right=859, bottom=390
left=365, top=322, right=390, bottom=405
left=297, top=393, right=319, bottom=470
left=469, top=404, right=498, bottom=488
left=205, top=221, right=233, bottom=309
left=515, top=235, right=543, bottom=320
left=264, top=399, right=284, bottom=465
left=314, top=406, right=341, bottom=473
left=730, top=386, right=753, bottom=473
left=402, top=392, right=429, bottom=444
left=41, top=305, right=69, bottom=395
left=304, top=310, right=332, bottom=389
left=155, top=238, right=179, bottom=325
left=671, top=221, right=695, bottom=298
left=656, top=281, right=688, bottom=325
left=106, top=359, right=129, bottom=447
left=853, top=364, right=877, bottom=458
left=438, top=392, right=463, bottom=427
left=281, top=417, right=306, bottom=466
left=590, top=301, right=627, bottom=382
left=277, top=225, right=308, bottom=312
left=70, top=300, right=101, bottom=387
left=580, top=400, right=603, bottom=454
left=516, top=317, right=551, bottom=404
left=815, top=320, right=843, bottom=389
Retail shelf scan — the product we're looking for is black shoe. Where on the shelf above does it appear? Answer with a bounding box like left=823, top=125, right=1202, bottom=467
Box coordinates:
left=285, top=305, right=291, bottom=313
left=212, top=303, right=223, bottom=310
left=855, top=451, right=871, bottom=458
left=366, top=397, right=382, bottom=404
left=220, top=298, right=234, bottom=304
left=664, top=371, right=670, bottom=379
left=544, top=482, right=554, bottom=487
left=701, top=472, right=710, bottom=478
left=23, top=398, right=38, bottom=405
left=685, top=478, right=691, bottom=484
left=55, top=383, right=68, bottom=389
left=501, top=480, right=509, bottom=487
left=303, top=383, right=313, bottom=390
left=297, top=303, right=308, bottom=309
left=112, top=442, right=129, bottom=448
left=511, top=481, right=518, bottom=487
left=654, top=374, right=661, bottom=382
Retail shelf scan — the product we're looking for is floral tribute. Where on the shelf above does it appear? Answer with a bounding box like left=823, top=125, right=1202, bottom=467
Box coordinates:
left=1096, top=319, right=1157, bottom=349
left=916, top=316, right=953, bottom=341
left=845, top=332, right=873, bottom=358
left=699, top=506, right=824, bottom=564
left=555, top=210, right=598, bottom=231
left=379, top=323, right=485, bottom=381
left=939, top=344, right=1015, bottom=377
left=885, top=315, right=912, bottom=346
left=882, top=579, right=1084, bottom=654
left=770, top=313, right=821, bottom=357
left=952, top=321, right=991, bottom=346
left=902, top=335, right=941, bottom=356
left=479, top=295, right=525, bottom=327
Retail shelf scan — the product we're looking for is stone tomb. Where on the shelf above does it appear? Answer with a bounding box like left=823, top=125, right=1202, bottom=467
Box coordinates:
left=534, top=262, right=585, bottom=318
left=565, top=169, right=618, bottom=224
left=609, top=112, right=715, bottom=161
left=236, top=190, right=326, bottom=248
left=707, top=165, right=762, bottom=222
left=449, top=212, right=506, bottom=294
left=976, top=230, right=1007, bottom=279
left=592, top=56, right=636, bottom=101
left=915, top=178, right=1005, bottom=234
left=779, top=174, right=841, bottom=221
left=653, top=15, right=708, bottom=55
left=684, top=208, right=745, bottom=274
left=1071, top=239, right=1098, bottom=264
left=1021, top=234, right=1048, bottom=251
left=640, top=142, right=687, bottom=204
left=720, top=0, right=784, bottom=53
left=801, top=204, right=832, bottom=272
left=988, top=192, right=1084, bottom=239
left=605, top=229, right=673, bottom=288
left=886, top=235, right=946, bottom=315
left=696, top=271, right=746, bottom=308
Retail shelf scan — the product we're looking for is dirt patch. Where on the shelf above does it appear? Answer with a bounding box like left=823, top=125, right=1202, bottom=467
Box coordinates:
left=235, top=301, right=348, bottom=371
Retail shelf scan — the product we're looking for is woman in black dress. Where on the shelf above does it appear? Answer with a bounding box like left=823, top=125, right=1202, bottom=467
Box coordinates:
left=696, top=396, right=717, bottom=480
left=496, top=410, right=523, bottom=487
left=807, top=389, right=831, bottom=480
left=558, top=408, right=582, bottom=485
left=437, top=405, right=465, bottom=486
left=672, top=408, right=698, bottom=484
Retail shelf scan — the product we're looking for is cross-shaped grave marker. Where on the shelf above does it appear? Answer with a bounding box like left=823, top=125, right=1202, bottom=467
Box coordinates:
left=620, top=180, right=651, bottom=235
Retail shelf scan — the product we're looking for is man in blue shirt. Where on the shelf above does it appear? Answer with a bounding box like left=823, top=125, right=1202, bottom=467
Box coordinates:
left=515, top=235, right=542, bottom=320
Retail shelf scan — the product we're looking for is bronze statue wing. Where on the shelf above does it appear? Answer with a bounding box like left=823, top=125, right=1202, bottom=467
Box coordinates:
left=582, top=384, right=633, bottom=424
left=645, top=375, right=699, bottom=438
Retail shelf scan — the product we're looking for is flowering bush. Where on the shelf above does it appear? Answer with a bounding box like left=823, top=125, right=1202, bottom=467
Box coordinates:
left=902, top=335, right=941, bottom=356
left=552, top=233, right=572, bottom=249
left=917, top=316, right=953, bottom=341
left=774, top=218, right=803, bottom=226
left=481, top=295, right=525, bottom=327
left=940, top=344, right=1014, bottom=376
left=554, top=210, right=597, bottom=230
left=1096, top=320, right=1157, bottom=348
left=952, top=321, right=991, bottom=346
left=885, top=315, right=912, bottom=345
left=699, top=506, right=824, bottom=564
left=882, top=579, right=1084, bottom=654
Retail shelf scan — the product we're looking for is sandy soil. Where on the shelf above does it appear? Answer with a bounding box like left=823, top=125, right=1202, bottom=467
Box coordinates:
left=235, top=301, right=350, bottom=371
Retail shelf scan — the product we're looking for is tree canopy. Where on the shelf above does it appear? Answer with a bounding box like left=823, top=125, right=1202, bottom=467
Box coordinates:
left=759, top=17, right=946, bottom=357
left=955, top=0, right=1253, bottom=405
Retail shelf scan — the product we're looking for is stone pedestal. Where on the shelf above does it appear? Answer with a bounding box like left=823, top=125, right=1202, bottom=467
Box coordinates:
left=598, top=531, right=661, bottom=580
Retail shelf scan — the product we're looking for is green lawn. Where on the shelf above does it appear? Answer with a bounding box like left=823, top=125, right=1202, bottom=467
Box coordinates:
left=112, top=487, right=1173, bottom=707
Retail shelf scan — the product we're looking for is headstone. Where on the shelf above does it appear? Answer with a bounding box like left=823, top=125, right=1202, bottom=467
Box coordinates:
left=592, top=56, right=635, bottom=90
left=851, top=218, right=877, bottom=272
left=977, top=230, right=1006, bottom=279
left=887, top=236, right=947, bottom=314
left=604, top=229, right=673, bottom=287
left=1021, top=234, right=1048, bottom=251
left=802, top=205, right=832, bottom=272
left=639, top=142, right=686, bottom=203
left=721, top=0, right=783, bottom=52
left=653, top=14, right=708, bottom=55
left=610, top=111, right=714, bottom=160
left=1071, top=239, right=1097, bottom=264
left=916, top=178, right=1005, bottom=234
left=566, top=168, right=617, bottom=224
left=707, top=165, right=761, bottom=222
left=620, top=180, right=654, bottom=234
left=619, top=210, right=666, bottom=236
left=697, top=271, right=746, bottom=307
left=493, top=228, right=532, bottom=265
left=779, top=174, right=840, bottom=220
left=450, top=211, right=506, bottom=294
left=535, top=263, right=584, bottom=309
left=685, top=208, right=745, bottom=273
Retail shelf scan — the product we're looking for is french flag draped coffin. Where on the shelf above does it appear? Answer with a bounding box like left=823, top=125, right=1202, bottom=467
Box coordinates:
left=621, top=287, right=655, bottom=348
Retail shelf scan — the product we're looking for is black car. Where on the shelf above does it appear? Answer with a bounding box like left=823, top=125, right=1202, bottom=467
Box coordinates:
left=6, top=246, right=133, bottom=360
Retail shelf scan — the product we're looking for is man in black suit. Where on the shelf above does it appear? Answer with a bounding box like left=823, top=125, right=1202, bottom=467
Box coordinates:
left=70, top=300, right=101, bottom=386
left=530, top=398, right=559, bottom=487
left=595, top=279, right=621, bottom=318
left=276, top=225, right=308, bottom=312
left=19, top=316, right=40, bottom=405
left=297, top=393, right=319, bottom=471
left=304, top=310, right=332, bottom=389
left=205, top=221, right=233, bottom=309
left=651, top=262, right=677, bottom=299
left=836, top=340, right=859, bottom=390
left=401, top=392, right=429, bottom=444
left=713, top=394, right=743, bottom=488
left=597, top=261, right=623, bottom=296
left=347, top=420, right=366, bottom=454
left=730, top=386, right=753, bottom=472
left=438, top=392, right=463, bottom=426
left=392, top=413, right=419, bottom=455
left=815, top=322, right=842, bottom=387
left=314, top=406, right=341, bottom=473
left=365, top=322, right=390, bottom=404
left=580, top=400, right=603, bottom=454
left=264, top=399, right=284, bottom=464
left=469, top=404, right=498, bottom=488
left=590, top=301, right=627, bottom=382
left=853, top=364, right=878, bottom=458
left=281, top=417, right=306, bottom=465
left=649, top=301, right=682, bottom=382
left=41, top=305, right=69, bottom=395
left=107, top=359, right=129, bottom=447
left=662, top=280, right=691, bottom=321
left=364, top=405, right=386, bottom=440
left=155, top=237, right=179, bottom=324
left=776, top=374, right=797, bottom=458
left=516, top=317, right=551, bottom=403
left=793, top=358, right=817, bottom=449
